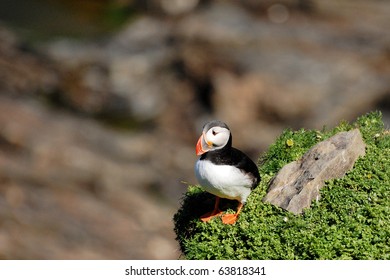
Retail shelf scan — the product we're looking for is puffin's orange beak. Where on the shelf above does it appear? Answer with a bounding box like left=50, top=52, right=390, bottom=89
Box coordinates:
left=196, top=135, right=206, bottom=155
left=196, top=134, right=212, bottom=156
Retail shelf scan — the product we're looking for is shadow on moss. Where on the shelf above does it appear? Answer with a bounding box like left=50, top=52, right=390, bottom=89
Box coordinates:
left=173, top=186, right=239, bottom=253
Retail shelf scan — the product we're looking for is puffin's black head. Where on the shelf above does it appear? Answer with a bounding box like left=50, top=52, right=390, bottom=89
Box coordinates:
left=196, top=120, right=232, bottom=156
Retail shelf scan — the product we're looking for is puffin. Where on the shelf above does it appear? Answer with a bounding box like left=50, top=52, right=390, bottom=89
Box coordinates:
left=194, top=120, right=260, bottom=224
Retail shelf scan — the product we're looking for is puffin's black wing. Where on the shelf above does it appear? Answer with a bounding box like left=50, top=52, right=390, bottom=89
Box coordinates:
left=201, top=147, right=260, bottom=189
left=230, top=148, right=260, bottom=189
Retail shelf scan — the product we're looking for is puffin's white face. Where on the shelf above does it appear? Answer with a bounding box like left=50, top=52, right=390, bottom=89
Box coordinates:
left=205, top=126, right=230, bottom=148
left=196, top=121, right=231, bottom=155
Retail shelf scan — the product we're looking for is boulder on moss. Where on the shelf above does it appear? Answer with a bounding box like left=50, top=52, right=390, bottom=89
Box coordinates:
left=174, top=112, right=390, bottom=259
left=263, top=128, right=366, bottom=214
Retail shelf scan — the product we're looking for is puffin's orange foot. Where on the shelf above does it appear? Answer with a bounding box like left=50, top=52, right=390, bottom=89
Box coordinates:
left=221, top=213, right=239, bottom=225
left=200, top=209, right=223, bottom=222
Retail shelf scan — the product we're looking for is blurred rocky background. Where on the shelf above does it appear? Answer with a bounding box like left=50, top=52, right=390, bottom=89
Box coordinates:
left=0, top=0, right=389, bottom=259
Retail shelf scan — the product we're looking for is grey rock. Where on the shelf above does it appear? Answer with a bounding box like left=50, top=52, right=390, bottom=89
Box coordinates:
left=263, top=129, right=366, bottom=214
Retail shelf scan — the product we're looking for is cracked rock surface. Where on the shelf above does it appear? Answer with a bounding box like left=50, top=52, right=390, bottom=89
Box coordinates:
left=263, top=129, right=366, bottom=214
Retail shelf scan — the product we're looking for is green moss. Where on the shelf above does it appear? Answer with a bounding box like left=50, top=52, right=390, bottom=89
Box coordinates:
left=173, top=111, right=390, bottom=259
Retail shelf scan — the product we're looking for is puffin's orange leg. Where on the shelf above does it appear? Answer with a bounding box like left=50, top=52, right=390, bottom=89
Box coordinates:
left=221, top=202, right=243, bottom=225
left=200, top=197, right=223, bottom=222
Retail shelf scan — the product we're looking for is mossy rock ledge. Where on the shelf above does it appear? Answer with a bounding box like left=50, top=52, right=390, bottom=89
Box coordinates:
left=174, top=112, right=390, bottom=259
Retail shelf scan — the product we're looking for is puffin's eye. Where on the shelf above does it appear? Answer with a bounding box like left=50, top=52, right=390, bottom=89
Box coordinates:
left=212, top=130, right=217, bottom=136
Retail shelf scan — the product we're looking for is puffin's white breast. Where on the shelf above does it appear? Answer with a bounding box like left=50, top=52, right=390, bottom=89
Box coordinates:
left=195, top=159, right=252, bottom=203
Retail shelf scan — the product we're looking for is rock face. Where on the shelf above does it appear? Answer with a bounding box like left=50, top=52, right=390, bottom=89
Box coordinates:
left=0, top=96, right=178, bottom=259
left=263, top=129, right=366, bottom=214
